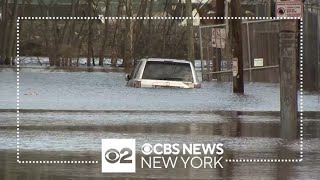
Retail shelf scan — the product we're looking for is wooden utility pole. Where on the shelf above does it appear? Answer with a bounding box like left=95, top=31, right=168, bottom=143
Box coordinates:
left=216, top=0, right=225, bottom=24
left=279, top=20, right=298, bottom=140
left=230, top=0, right=244, bottom=93
left=186, top=0, right=195, bottom=64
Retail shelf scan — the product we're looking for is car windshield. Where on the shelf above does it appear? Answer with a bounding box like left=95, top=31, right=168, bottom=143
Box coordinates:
left=142, top=61, right=193, bottom=82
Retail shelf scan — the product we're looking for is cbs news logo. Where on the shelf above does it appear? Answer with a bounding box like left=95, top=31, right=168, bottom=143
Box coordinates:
left=101, top=139, right=136, bottom=173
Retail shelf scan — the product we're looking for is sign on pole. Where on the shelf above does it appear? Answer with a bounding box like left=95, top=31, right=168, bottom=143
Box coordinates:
left=276, top=1, right=303, bottom=18
left=254, top=58, right=264, bottom=67
left=232, top=58, right=238, bottom=77
left=212, top=28, right=226, bottom=49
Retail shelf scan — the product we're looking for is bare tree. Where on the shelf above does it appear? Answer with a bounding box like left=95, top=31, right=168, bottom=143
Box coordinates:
left=6, top=0, right=19, bottom=66
left=0, top=0, right=9, bottom=65
left=186, top=0, right=194, bottom=64
left=99, top=0, right=110, bottom=66
left=110, top=0, right=125, bottom=66
left=87, top=0, right=94, bottom=66
left=123, top=0, right=133, bottom=70
left=147, top=0, right=154, bottom=56
left=133, top=0, right=147, bottom=60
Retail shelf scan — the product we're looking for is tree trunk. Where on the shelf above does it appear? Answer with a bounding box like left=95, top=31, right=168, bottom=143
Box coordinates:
left=147, top=0, right=154, bottom=56
left=6, top=0, right=19, bottom=66
left=1, top=0, right=9, bottom=65
left=186, top=0, right=194, bottom=64
left=99, top=0, right=110, bottom=66
left=0, top=0, right=4, bottom=64
left=133, top=0, right=147, bottom=60
left=111, top=0, right=125, bottom=66
left=123, top=0, right=133, bottom=71
left=87, top=0, right=93, bottom=66
left=53, top=21, right=60, bottom=66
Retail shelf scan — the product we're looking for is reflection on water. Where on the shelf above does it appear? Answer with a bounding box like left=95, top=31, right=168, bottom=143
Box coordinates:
left=0, top=111, right=319, bottom=179
left=0, top=148, right=320, bottom=180
left=0, top=69, right=319, bottom=179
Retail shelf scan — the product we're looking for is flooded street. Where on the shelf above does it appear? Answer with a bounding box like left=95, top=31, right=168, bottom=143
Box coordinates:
left=0, top=69, right=320, bottom=179
left=0, top=69, right=318, bottom=111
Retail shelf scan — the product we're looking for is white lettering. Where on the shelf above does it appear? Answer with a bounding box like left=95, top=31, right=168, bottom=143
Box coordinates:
left=141, top=156, right=151, bottom=168
left=153, top=156, right=161, bottom=168
left=163, top=157, right=178, bottom=168
left=190, top=156, right=202, bottom=168
left=216, top=143, right=224, bottom=155
left=183, top=144, right=192, bottom=155
left=214, top=157, right=223, bottom=168
left=203, top=156, right=213, bottom=168
left=193, top=144, right=201, bottom=155
left=202, top=144, right=216, bottom=155
left=181, top=157, right=190, bottom=168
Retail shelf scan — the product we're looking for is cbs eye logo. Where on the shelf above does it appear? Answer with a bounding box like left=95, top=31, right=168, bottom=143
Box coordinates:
left=101, top=139, right=136, bottom=173
left=105, top=148, right=133, bottom=164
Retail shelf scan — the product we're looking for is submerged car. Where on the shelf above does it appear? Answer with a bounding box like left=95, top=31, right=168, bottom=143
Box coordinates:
left=125, top=58, right=201, bottom=88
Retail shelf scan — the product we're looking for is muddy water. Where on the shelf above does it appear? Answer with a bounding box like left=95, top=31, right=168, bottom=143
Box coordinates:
left=1, top=149, right=319, bottom=180
left=0, top=111, right=319, bottom=179
left=0, top=70, right=320, bottom=179
left=0, top=70, right=319, bottom=111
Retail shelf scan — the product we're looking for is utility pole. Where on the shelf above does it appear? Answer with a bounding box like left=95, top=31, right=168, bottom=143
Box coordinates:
left=279, top=20, right=298, bottom=140
left=216, top=0, right=225, bottom=24
left=230, top=0, right=244, bottom=93
left=186, top=0, right=195, bottom=64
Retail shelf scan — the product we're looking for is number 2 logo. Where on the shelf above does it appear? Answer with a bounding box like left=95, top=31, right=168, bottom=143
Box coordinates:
left=105, top=148, right=133, bottom=163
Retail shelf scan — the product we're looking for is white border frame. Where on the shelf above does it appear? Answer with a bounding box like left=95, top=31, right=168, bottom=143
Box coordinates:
left=16, top=16, right=303, bottom=164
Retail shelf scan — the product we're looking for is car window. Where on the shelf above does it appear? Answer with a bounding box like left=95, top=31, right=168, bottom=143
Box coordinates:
left=131, top=61, right=142, bottom=79
left=142, top=61, right=193, bottom=82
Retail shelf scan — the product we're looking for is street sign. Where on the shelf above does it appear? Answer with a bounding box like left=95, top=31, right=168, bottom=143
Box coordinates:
left=212, top=28, right=226, bottom=49
left=276, top=1, right=303, bottom=17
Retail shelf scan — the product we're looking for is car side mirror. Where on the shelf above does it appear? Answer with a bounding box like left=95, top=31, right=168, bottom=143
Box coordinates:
left=125, top=74, right=131, bottom=81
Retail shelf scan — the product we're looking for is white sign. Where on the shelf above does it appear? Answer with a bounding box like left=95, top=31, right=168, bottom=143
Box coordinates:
left=276, top=1, right=303, bottom=17
left=212, top=28, right=226, bottom=49
left=232, top=58, right=238, bottom=77
left=102, top=139, right=136, bottom=173
left=254, top=58, right=264, bottom=67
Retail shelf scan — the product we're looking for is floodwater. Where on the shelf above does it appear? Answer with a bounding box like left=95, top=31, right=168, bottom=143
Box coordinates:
left=0, top=68, right=320, bottom=179
left=0, top=69, right=319, bottom=111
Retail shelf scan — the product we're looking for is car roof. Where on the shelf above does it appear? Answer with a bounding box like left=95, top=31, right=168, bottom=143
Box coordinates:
left=141, top=58, right=191, bottom=64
